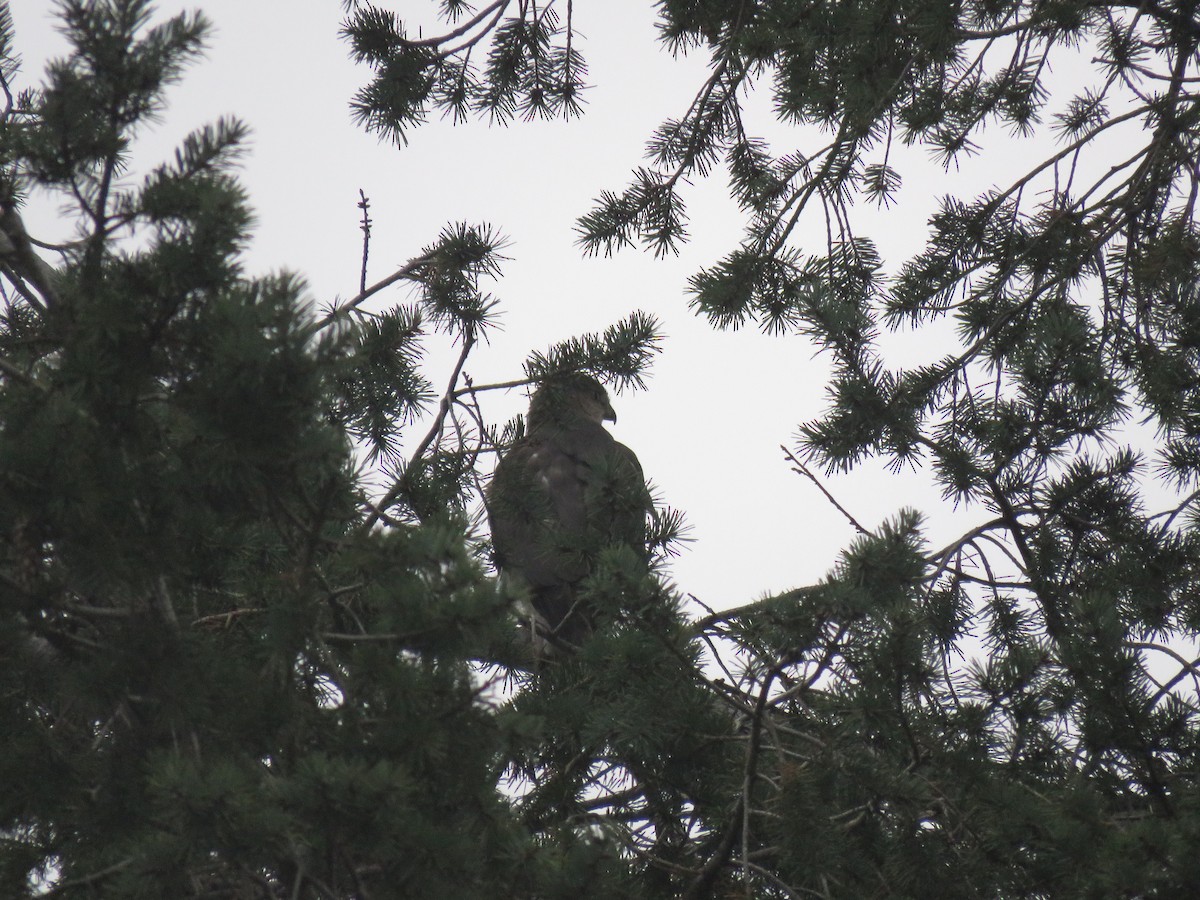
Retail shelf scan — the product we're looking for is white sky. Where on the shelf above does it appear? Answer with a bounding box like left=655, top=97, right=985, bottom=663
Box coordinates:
left=11, top=0, right=1098, bottom=612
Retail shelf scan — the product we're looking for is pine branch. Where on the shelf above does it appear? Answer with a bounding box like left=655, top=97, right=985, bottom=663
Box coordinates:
left=312, top=251, right=438, bottom=333
left=361, top=326, right=477, bottom=530
left=401, top=0, right=510, bottom=51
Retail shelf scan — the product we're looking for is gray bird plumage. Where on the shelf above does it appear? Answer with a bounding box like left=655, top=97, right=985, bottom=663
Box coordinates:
left=487, top=374, right=651, bottom=650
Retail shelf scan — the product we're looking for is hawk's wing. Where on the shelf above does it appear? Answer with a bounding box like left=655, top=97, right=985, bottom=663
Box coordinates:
left=488, top=421, right=650, bottom=646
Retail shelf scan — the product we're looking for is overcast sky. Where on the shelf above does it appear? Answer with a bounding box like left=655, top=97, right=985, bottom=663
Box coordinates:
left=13, top=0, right=1079, bottom=611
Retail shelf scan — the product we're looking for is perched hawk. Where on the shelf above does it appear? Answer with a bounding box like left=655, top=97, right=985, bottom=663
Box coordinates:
left=487, top=374, right=652, bottom=650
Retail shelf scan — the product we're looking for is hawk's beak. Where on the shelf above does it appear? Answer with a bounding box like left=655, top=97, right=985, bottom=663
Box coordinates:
left=603, top=402, right=617, bottom=423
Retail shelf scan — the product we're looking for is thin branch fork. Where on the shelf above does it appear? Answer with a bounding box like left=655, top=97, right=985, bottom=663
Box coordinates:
left=452, top=375, right=533, bottom=399
left=1132, top=641, right=1200, bottom=708
left=311, top=251, right=437, bottom=335
left=682, top=657, right=783, bottom=899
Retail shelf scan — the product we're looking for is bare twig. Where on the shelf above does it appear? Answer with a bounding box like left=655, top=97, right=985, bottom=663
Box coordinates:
left=451, top=375, right=533, bottom=398
left=192, top=607, right=266, bottom=629
left=357, top=189, right=372, bottom=295
left=690, top=585, right=822, bottom=635
left=451, top=372, right=494, bottom=505
left=782, top=446, right=869, bottom=536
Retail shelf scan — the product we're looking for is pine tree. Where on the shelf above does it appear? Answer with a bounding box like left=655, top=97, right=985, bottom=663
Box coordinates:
left=0, top=2, right=665, bottom=896
left=7, top=0, right=1200, bottom=897
left=343, top=0, right=1200, bottom=896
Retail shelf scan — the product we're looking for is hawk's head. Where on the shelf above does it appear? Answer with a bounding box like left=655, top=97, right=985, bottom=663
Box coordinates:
left=528, top=373, right=617, bottom=429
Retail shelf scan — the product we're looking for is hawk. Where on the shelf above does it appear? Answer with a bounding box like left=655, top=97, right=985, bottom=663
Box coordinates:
left=487, top=374, right=652, bottom=650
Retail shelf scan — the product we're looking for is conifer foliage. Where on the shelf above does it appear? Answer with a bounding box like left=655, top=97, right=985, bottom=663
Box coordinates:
left=5, top=0, right=1200, bottom=897
left=0, top=2, right=663, bottom=896
left=351, top=0, right=1200, bottom=896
